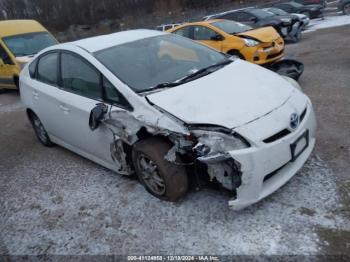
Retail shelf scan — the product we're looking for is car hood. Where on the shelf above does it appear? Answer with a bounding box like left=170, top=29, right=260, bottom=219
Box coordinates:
left=147, top=60, right=295, bottom=129
left=236, top=26, right=280, bottom=42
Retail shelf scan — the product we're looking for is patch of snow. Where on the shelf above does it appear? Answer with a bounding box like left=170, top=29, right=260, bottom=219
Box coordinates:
left=305, top=15, right=350, bottom=33
left=0, top=149, right=348, bottom=255
left=0, top=101, right=24, bottom=113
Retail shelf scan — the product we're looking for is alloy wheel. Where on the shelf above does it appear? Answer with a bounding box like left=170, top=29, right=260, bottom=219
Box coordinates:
left=137, top=153, right=166, bottom=196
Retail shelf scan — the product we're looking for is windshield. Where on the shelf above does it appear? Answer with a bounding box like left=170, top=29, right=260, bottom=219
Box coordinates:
left=288, top=2, right=303, bottom=7
left=211, top=20, right=252, bottom=34
left=3, top=32, right=57, bottom=57
left=264, top=8, right=288, bottom=15
left=247, top=9, right=275, bottom=19
left=94, top=34, right=228, bottom=93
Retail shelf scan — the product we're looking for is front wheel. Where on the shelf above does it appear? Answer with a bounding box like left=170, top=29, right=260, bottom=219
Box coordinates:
left=132, top=138, right=188, bottom=202
left=343, top=4, right=350, bottom=15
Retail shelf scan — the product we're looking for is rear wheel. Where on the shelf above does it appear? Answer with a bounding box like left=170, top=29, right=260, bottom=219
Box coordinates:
left=132, top=138, right=188, bottom=201
left=28, top=112, right=54, bottom=147
left=343, top=4, right=350, bottom=15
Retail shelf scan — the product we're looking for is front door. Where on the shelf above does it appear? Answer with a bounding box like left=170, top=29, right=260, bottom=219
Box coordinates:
left=192, top=26, right=223, bottom=52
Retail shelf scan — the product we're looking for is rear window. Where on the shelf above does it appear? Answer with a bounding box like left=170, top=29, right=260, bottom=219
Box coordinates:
left=37, top=53, right=58, bottom=85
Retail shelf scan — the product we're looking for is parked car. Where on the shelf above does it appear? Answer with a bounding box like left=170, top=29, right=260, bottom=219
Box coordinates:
left=293, top=0, right=327, bottom=8
left=263, top=7, right=310, bottom=30
left=167, top=20, right=285, bottom=65
left=156, top=23, right=183, bottom=32
left=20, top=29, right=316, bottom=210
left=338, top=0, right=350, bottom=15
left=204, top=8, right=303, bottom=42
left=273, top=2, right=323, bottom=19
left=0, top=20, right=57, bottom=91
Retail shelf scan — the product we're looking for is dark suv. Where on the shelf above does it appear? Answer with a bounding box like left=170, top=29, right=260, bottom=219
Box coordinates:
left=273, top=2, right=323, bottom=19
left=204, top=8, right=302, bottom=42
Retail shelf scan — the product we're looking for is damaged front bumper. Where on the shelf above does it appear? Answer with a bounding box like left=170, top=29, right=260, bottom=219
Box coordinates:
left=265, top=58, right=304, bottom=81
left=197, top=102, right=316, bottom=210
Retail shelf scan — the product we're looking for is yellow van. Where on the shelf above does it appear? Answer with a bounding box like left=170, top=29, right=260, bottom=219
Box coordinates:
left=0, top=20, right=58, bottom=91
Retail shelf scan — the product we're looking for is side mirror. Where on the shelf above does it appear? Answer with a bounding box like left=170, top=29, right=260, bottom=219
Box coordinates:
left=0, top=58, right=4, bottom=67
left=89, top=103, right=108, bottom=131
left=211, top=34, right=224, bottom=41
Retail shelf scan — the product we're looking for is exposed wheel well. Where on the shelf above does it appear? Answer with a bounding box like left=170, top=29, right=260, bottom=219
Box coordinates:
left=120, top=127, right=175, bottom=172
left=227, top=50, right=245, bottom=59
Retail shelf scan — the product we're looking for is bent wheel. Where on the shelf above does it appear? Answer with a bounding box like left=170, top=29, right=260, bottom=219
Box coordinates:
left=132, top=138, right=188, bottom=202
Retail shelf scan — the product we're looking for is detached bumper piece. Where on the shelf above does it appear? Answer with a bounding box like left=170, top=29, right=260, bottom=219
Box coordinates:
left=265, top=59, right=304, bottom=81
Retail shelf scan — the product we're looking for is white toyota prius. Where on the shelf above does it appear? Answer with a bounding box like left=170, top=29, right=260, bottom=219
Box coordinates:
left=20, top=29, right=316, bottom=210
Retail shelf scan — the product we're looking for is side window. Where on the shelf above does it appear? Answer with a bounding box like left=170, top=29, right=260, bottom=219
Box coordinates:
left=173, top=26, right=192, bottom=38
left=193, top=26, right=218, bottom=41
left=37, top=53, right=58, bottom=85
left=231, top=12, right=253, bottom=22
left=0, top=44, right=13, bottom=65
left=29, top=59, right=38, bottom=78
left=103, top=77, right=132, bottom=110
left=61, top=53, right=101, bottom=100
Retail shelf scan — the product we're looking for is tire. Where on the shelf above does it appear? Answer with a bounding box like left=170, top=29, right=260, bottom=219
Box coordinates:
left=14, top=77, right=20, bottom=93
left=132, top=137, right=188, bottom=202
left=28, top=112, right=54, bottom=147
left=343, top=4, right=350, bottom=15
left=227, top=50, right=244, bottom=60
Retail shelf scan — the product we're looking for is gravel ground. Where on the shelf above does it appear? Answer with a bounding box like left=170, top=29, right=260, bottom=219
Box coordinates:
left=0, top=21, right=350, bottom=257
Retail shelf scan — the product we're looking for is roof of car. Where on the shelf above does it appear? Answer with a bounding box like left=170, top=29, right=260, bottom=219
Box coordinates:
left=0, top=20, right=48, bottom=38
left=71, top=29, right=166, bottom=53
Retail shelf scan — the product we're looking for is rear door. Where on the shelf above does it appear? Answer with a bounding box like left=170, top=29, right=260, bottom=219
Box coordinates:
left=0, top=43, right=17, bottom=88
left=31, top=52, right=64, bottom=137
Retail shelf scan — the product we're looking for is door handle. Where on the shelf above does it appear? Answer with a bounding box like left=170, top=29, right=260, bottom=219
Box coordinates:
left=32, top=90, right=39, bottom=99
left=59, top=105, right=70, bottom=113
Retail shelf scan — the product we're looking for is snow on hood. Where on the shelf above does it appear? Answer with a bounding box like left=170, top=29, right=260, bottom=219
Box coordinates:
left=147, top=60, right=295, bottom=129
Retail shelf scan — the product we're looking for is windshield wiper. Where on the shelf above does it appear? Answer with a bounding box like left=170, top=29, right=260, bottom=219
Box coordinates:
left=142, top=59, right=232, bottom=94
left=177, top=59, right=232, bottom=83
left=142, top=81, right=183, bottom=93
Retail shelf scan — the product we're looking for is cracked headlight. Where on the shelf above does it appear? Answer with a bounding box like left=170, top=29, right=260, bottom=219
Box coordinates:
left=243, top=38, right=260, bottom=47
left=191, top=130, right=250, bottom=155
